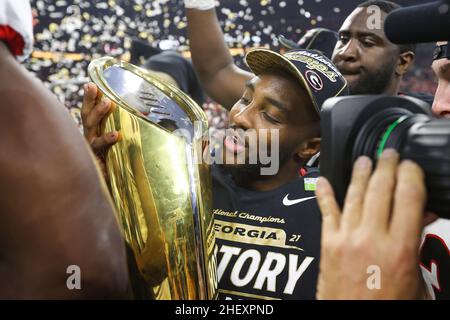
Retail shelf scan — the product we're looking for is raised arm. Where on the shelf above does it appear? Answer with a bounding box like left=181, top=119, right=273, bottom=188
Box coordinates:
left=185, top=3, right=253, bottom=109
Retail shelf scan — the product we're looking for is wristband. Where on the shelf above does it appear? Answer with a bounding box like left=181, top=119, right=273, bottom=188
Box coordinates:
left=0, top=0, right=34, bottom=61
left=184, top=0, right=216, bottom=11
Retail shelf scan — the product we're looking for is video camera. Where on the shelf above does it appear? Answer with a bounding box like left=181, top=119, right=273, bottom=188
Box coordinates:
left=320, top=0, right=450, bottom=218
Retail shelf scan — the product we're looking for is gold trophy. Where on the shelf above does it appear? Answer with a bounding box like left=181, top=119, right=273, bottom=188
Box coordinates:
left=88, top=57, right=217, bottom=300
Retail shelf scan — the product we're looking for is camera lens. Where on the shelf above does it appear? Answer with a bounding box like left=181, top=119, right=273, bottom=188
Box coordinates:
left=352, top=108, right=420, bottom=161
left=321, top=96, right=450, bottom=218
left=352, top=110, right=450, bottom=216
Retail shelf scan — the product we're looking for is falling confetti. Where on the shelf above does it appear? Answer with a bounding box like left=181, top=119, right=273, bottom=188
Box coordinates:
left=25, top=0, right=436, bottom=128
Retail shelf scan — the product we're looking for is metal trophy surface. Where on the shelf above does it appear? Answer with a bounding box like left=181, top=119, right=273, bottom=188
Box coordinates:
left=88, top=57, right=217, bottom=300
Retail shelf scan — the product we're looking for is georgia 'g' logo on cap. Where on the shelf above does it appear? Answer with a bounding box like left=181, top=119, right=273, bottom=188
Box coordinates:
left=284, top=51, right=339, bottom=82
left=305, top=70, right=323, bottom=91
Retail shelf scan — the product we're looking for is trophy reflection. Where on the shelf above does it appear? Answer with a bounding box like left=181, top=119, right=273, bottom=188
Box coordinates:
left=88, top=57, right=217, bottom=300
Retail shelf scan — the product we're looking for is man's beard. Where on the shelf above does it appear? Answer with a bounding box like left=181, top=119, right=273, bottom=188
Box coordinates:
left=348, top=62, right=397, bottom=95
left=220, top=146, right=292, bottom=179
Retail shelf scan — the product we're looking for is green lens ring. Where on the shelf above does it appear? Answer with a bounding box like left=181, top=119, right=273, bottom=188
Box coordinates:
left=376, top=115, right=408, bottom=158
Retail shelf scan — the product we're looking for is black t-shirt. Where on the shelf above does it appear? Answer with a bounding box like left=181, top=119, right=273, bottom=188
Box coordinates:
left=211, top=165, right=321, bottom=300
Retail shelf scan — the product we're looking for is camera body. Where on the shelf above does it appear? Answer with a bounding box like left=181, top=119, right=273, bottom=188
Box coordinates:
left=321, top=95, right=450, bottom=218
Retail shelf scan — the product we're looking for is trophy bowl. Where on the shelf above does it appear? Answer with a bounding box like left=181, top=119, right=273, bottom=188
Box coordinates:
left=88, top=57, right=217, bottom=300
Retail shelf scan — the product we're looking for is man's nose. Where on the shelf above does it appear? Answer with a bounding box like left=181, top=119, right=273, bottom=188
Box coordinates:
left=336, top=39, right=359, bottom=63
left=432, top=83, right=450, bottom=118
left=232, top=104, right=255, bottom=130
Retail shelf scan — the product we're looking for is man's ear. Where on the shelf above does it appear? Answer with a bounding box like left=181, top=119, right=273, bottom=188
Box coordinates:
left=396, top=51, right=415, bottom=76
left=296, top=137, right=321, bottom=159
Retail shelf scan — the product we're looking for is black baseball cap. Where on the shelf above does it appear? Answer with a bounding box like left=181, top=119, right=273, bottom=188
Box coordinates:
left=245, top=48, right=348, bottom=115
left=278, top=28, right=338, bottom=59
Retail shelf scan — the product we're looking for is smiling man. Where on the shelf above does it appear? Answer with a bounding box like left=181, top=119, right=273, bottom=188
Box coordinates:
left=82, top=48, right=347, bottom=300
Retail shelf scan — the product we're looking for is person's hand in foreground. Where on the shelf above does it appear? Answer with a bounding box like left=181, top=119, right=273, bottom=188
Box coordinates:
left=315, top=149, right=430, bottom=299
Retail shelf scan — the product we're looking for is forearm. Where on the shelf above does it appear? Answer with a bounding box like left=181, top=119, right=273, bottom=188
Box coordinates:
left=186, top=8, right=233, bottom=82
left=186, top=7, right=252, bottom=108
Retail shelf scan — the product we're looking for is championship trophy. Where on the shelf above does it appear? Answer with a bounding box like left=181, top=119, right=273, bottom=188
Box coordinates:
left=88, top=57, right=218, bottom=300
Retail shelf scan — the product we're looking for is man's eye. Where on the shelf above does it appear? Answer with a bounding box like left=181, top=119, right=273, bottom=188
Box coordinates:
left=362, top=40, right=375, bottom=47
left=261, top=112, right=280, bottom=124
left=240, top=97, right=251, bottom=105
left=339, top=35, right=349, bottom=43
